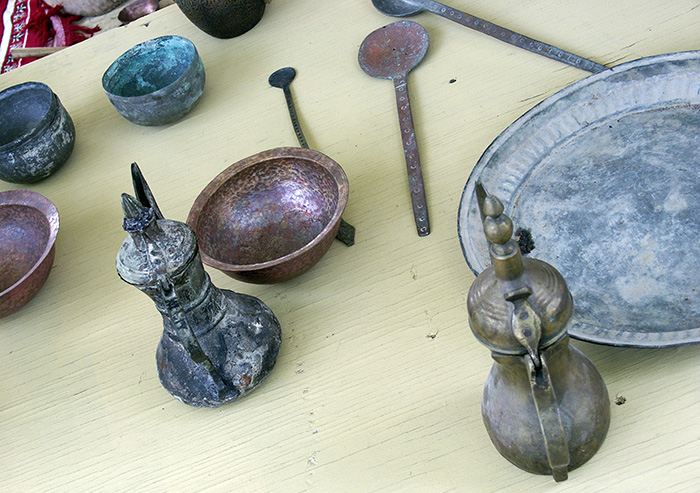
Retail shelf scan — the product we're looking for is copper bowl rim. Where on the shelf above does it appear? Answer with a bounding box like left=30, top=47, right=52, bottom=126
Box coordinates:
left=0, top=190, right=59, bottom=298
left=187, top=147, right=349, bottom=274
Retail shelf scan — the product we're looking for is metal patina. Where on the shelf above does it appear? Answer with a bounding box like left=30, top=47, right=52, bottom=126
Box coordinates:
left=466, top=185, right=610, bottom=481
left=116, top=163, right=281, bottom=407
left=102, top=36, right=205, bottom=127
left=459, top=51, right=700, bottom=347
left=0, top=82, right=75, bottom=184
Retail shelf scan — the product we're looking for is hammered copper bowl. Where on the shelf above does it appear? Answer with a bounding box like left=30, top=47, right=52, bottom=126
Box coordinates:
left=187, top=147, right=349, bottom=284
left=0, top=190, right=59, bottom=318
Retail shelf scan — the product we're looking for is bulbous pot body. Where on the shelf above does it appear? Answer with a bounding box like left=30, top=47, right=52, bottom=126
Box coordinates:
left=148, top=248, right=282, bottom=407
left=175, top=0, right=266, bottom=39
left=482, top=338, right=610, bottom=476
left=117, top=218, right=282, bottom=407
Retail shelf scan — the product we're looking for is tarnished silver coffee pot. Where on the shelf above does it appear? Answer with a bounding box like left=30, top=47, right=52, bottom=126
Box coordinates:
left=467, top=184, right=610, bottom=481
left=116, top=163, right=281, bottom=407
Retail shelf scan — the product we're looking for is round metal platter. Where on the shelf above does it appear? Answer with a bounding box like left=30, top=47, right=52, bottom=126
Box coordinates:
left=458, top=51, right=700, bottom=348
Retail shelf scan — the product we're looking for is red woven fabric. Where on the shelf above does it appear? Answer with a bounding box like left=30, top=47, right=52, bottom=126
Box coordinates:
left=1, top=0, right=99, bottom=73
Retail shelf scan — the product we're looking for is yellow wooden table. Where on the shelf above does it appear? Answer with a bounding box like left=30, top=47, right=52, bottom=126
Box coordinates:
left=2, top=1, right=699, bottom=490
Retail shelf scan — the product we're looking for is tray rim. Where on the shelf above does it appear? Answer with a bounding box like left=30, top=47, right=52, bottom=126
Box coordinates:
left=458, top=50, right=700, bottom=348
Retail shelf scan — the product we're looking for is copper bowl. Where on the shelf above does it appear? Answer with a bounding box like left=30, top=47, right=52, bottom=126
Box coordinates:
left=0, top=190, right=59, bottom=318
left=187, top=147, right=349, bottom=284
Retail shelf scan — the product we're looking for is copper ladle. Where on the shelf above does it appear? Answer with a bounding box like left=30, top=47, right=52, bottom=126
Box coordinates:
left=359, top=21, right=430, bottom=237
left=371, top=0, right=607, bottom=73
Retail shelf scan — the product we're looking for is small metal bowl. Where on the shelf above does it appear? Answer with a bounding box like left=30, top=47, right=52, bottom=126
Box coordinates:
left=187, top=147, right=349, bottom=284
left=0, top=190, right=59, bottom=318
left=102, top=35, right=205, bottom=126
left=0, top=82, right=75, bottom=184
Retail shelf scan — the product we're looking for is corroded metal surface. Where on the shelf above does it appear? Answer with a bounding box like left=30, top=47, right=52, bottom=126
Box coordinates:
left=117, top=164, right=281, bottom=407
left=102, top=36, right=205, bottom=126
left=371, top=0, right=607, bottom=73
left=187, top=147, right=349, bottom=284
left=359, top=21, right=430, bottom=236
left=467, top=188, right=609, bottom=481
left=0, top=82, right=75, bottom=184
left=459, top=51, right=700, bottom=347
left=0, top=190, right=59, bottom=318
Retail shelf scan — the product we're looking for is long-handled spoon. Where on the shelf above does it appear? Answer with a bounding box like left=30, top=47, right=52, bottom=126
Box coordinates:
left=359, top=21, right=431, bottom=237
left=371, top=0, right=608, bottom=73
left=269, top=67, right=356, bottom=247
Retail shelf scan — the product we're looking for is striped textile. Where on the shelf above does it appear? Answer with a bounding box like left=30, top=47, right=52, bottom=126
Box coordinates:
left=1, top=0, right=98, bottom=73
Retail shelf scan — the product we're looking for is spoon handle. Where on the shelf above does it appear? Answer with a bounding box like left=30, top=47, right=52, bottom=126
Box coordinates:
left=282, top=85, right=309, bottom=149
left=393, top=75, right=430, bottom=236
left=423, top=0, right=608, bottom=73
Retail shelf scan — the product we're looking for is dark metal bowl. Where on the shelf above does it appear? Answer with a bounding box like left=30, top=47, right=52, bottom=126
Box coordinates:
left=187, top=147, right=349, bottom=284
left=175, top=0, right=266, bottom=39
left=0, top=190, right=59, bottom=318
left=0, top=82, right=75, bottom=184
left=102, top=35, right=205, bottom=126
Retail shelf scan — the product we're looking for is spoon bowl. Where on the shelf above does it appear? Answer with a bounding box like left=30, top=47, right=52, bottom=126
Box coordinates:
left=358, top=21, right=429, bottom=79
left=371, top=0, right=422, bottom=16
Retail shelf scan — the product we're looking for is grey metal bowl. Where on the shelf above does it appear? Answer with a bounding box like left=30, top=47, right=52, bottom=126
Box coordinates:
left=0, top=82, right=75, bottom=184
left=102, top=36, right=205, bottom=126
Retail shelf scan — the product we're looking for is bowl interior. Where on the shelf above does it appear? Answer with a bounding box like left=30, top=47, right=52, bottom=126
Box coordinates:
left=0, top=203, right=51, bottom=292
left=0, top=83, right=52, bottom=147
left=103, top=36, right=195, bottom=97
left=195, top=157, right=341, bottom=266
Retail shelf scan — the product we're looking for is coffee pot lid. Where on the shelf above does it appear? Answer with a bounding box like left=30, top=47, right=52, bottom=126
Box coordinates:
left=116, top=163, right=197, bottom=286
left=467, top=184, right=573, bottom=356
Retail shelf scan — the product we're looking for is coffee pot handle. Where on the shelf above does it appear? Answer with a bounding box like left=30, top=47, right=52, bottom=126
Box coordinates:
left=524, top=353, right=570, bottom=481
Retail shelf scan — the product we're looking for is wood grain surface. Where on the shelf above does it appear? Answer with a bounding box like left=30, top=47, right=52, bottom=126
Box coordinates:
left=1, top=1, right=699, bottom=491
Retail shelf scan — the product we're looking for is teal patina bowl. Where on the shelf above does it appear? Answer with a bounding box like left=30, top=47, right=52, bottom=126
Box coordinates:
left=102, top=36, right=205, bottom=126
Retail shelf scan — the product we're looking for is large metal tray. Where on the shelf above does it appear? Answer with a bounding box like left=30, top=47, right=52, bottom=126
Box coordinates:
left=458, top=51, right=700, bottom=347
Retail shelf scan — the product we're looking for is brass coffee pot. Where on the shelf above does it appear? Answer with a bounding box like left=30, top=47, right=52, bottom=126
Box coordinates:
left=467, top=184, right=610, bottom=481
